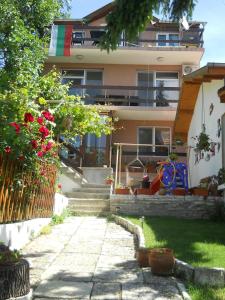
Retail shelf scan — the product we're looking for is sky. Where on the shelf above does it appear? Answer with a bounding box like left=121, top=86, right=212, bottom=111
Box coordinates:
left=70, top=0, right=225, bottom=66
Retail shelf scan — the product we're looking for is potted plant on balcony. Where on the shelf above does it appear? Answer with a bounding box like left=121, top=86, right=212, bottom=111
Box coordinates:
left=148, top=248, right=175, bottom=276
left=105, top=175, right=114, bottom=185
left=0, top=244, right=30, bottom=300
left=115, top=184, right=130, bottom=195
left=218, top=86, right=225, bottom=103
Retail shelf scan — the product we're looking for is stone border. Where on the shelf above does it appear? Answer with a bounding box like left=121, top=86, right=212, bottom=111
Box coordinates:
left=111, top=214, right=145, bottom=248
left=111, top=214, right=225, bottom=288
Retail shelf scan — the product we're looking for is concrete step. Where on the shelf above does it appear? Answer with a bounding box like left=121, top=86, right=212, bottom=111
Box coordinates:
left=82, top=183, right=110, bottom=188
left=69, top=199, right=109, bottom=205
left=66, top=192, right=110, bottom=199
left=69, top=205, right=110, bottom=213
left=72, top=187, right=110, bottom=193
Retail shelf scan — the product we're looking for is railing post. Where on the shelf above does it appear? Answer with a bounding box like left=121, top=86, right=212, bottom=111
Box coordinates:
left=115, top=144, right=119, bottom=189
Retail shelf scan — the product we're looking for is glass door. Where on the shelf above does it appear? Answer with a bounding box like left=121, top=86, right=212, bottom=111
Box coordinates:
left=137, top=72, right=154, bottom=106
left=138, top=128, right=153, bottom=155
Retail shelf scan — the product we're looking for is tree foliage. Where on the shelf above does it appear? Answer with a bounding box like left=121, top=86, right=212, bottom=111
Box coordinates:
left=100, top=0, right=197, bottom=51
left=0, top=0, right=71, bottom=90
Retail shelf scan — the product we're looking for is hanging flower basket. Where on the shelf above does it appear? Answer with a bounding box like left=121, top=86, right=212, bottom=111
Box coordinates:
left=218, top=86, right=225, bottom=103
left=195, top=132, right=210, bottom=152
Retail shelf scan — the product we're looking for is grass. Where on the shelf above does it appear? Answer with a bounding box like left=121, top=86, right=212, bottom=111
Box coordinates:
left=126, top=216, right=225, bottom=268
left=126, top=216, right=225, bottom=300
left=40, top=225, right=52, bottom=235
left=187, top=284, right=225, bottom=300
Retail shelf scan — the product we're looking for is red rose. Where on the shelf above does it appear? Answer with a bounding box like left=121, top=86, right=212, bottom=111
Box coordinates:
left=37, top=151, right=44, bottom=157
left=18, top=155, right=24, bottom=161
left=24, top=113, right=34, bottom=123
left=39, top=126, right=49, bottom=138
left=31, top=140, right=38, bottom=149
left=4, top=146, right=11, bottom=153
left=42, top=111, right=54, bottom=122
left=58, top=183, right=62, bottom=189
left=46, top=141, right=53, bottom=151
left=9, top=122, right=20, bottom=134
left=37, top=117, right=44, bottom=125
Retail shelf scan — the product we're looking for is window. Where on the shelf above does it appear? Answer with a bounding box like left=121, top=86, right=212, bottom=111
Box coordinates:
left=62, top=69, right=103, bottom=99
left=138, top=127, right=170, bottom=156
left=157, top=33, right=179, bottom=46
left=156, top=72, right=179, bottom=107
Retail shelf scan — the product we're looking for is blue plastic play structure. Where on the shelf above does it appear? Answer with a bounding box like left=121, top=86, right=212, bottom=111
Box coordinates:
left=161, top=162, right=188, bottom=193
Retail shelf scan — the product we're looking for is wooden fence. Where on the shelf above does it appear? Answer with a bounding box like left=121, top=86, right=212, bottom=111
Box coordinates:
left=0, top=155, right=57, bottom=223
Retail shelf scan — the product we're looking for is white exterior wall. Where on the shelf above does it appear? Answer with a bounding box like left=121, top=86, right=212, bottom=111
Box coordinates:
left=188, top=80, right=224, bottom=187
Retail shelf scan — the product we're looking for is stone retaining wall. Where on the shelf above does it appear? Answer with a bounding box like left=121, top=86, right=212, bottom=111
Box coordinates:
left=110, top=195, right=224, bottom=219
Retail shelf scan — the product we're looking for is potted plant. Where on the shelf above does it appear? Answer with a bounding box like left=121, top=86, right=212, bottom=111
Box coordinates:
left=115, top=184, right=130, bottom=195
left=105, top=175, right=114, bottom=185
left=218, top=86, right=225, bottom=103
left=148, top=248, right=175, bottom=276
left=218, top=168, right=225, bottom=185
left=168, top=152, right=178, bottom=162
left=195, top=132, right=210, bottom=152
left=136, top=247, right=151, bottom=267
left=0, top=244, right=30, bottom=300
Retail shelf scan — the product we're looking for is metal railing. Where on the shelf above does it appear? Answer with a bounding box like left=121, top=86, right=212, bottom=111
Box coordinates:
left=68, top=25, right=204, bottom=48
left=113, top=143, right=171, bottom=188
left=71, top=84, right=180, bottom=107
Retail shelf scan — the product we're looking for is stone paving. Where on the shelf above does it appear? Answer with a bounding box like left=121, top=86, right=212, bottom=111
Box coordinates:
left=22, top=217, right=184, bottom=299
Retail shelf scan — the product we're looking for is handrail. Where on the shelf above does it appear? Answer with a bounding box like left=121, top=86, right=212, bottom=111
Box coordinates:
left=72, top=84, right=180, bottom=91
left=114, top=143, right=169, bottom=147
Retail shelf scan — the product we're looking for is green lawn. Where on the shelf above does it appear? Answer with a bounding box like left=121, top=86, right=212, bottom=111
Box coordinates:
left=127, top=216, right=225, bottom=268
left=127, top=216, right=225, bottom=300
left=187, top=284, right=225, bottom=300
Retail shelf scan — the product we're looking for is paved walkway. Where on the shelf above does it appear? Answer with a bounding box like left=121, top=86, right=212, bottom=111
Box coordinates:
left=22, top=217, right=184, bottom=299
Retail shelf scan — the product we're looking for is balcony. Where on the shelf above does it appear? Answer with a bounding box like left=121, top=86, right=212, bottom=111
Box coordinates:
left=69, top=84, right=180, bottom=108
left=48, top=23, right=205, bottom=65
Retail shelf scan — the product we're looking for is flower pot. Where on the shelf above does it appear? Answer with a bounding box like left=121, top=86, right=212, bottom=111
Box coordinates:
left=115, top=188, right=130, bottom=195
left=148, top=248, right=175, bottom=276
left=172, top=188, right=186, bottom=196
left=0, top=259, right=30, bottom=300
left=136, top=247, right=150, bottom=267
left=218, top=86, right=225, bottom=103
left=192, top=187, right=208, bottom=196
left=105, top=179, right=113, bottom=185
left=136, top=188, right=151, bottom=195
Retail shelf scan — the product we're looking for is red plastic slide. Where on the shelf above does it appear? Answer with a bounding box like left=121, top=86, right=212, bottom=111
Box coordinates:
left=149, top=172, right=163, bottom=195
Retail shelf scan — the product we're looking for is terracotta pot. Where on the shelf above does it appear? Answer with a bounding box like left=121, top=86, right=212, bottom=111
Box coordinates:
left=192, top=188, right=208, bottom=196
left=115, top=188, right=130, bottom=195
left=136, top=247, right=150, bottom=267
left=148, top=248, right=175, bottom=276
left=136, top=188, right=151, bottom=195
left=172, top=188, right=186, bottom=196
left=105, top=179, right=113, bottom=185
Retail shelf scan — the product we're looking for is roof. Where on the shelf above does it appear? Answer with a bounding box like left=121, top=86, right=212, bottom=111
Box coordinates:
left=84, top=2, right=115, bottom=22
left=174, top=63, right=225, bottom=141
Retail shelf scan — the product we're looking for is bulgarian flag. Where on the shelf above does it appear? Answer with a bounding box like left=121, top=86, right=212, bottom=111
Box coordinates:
left=49, top=24, right=73, bottom=56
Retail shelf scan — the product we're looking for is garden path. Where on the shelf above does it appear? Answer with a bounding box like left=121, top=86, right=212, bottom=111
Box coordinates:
left=22, top=217, right=184, bottom=299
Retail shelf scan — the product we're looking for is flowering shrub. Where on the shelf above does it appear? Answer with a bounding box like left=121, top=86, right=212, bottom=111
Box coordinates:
left=1, top=110, right=59, bottom=181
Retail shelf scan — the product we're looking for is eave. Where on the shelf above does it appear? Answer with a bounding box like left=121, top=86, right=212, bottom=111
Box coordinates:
left=174, top=63, right=225, bottom=142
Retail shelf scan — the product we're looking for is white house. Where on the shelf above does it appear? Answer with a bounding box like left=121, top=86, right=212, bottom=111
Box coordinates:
left=174, top=63, right=225, bottom=188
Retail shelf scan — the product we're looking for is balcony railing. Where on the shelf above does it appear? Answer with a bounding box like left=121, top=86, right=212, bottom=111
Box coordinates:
left=69, top=25, right=204, bottom=48
left=70, top=84, right=180, bottom=107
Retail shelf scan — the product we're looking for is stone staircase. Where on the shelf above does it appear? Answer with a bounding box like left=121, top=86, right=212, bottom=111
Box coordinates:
left=59, top=163, right=111, bottom=215
left=66, top=184, right=111, bottom=215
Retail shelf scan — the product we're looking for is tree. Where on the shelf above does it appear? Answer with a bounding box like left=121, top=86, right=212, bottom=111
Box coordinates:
left=0, top=0, right=71, bottom=90
left=100, top=0, right=197, bottom=51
